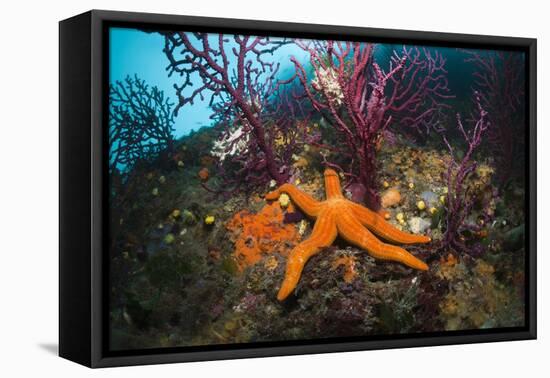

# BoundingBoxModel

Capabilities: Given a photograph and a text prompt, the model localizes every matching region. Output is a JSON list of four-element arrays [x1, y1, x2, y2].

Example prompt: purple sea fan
[[162, 32, 295, 190], [109, 74, 175, 175], [462, 49, 526, 186], [438, 91, 493, 256], [291, 41, 451, 210]]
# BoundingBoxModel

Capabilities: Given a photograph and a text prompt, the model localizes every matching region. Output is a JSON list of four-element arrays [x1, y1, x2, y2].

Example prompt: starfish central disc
[[265, 169, 430, 301]]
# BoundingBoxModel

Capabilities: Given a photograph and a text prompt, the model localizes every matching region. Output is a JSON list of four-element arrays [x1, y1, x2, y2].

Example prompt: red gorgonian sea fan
[[291, 41, 452, 210]]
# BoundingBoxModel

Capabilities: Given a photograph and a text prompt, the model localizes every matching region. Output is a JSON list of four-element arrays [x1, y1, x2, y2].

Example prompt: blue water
[[110, 27, 308, 138], [110, 27, 523, 139]]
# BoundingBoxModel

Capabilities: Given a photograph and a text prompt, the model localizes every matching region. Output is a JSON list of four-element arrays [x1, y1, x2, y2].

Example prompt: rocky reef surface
[[108, 126, 525, 350]]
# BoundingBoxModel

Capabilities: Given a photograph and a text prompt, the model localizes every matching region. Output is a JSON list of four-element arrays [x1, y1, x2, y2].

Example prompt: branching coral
[[162, 32, 294, 190], [264, 87, 315, 174], [292, 41, 451, 210], [109, 75, 175, 175], [438, 91, 492, 256]]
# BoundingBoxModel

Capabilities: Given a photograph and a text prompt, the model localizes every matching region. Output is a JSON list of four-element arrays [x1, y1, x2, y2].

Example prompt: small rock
[[163, 233, 175, 244], [182, 210, 197, 225], [408, 217, 431, 234], [346, 183, 367, 204], [381, 188, 401, 208], [279, 193, 290, 208], [298, 219, 308, 236], [292, 156, 309, 169], [420, 191, 439, 207], [198, 167, 209, 181]]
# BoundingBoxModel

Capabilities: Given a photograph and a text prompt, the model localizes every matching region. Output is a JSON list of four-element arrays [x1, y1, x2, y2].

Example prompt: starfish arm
[[349, 202, 431, 244], [265, 183, 321, 217], [277, 210, 337, 301], [336, 212, 429, 271], [324, 169, 344, 199]]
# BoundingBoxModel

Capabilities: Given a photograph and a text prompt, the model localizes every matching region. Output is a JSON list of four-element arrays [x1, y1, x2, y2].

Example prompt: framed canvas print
[[59, 10, 536, 368]]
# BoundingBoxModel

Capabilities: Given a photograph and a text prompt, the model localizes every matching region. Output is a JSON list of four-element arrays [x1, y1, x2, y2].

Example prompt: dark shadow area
[[38, 343, 58, 355]]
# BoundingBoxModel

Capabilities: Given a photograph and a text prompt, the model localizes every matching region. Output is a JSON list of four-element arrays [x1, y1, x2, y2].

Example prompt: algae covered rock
[[408, 217, 431, 234]]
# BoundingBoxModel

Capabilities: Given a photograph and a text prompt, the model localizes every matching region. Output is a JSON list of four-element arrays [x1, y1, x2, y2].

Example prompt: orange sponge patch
[[226, 202, 300, 270]]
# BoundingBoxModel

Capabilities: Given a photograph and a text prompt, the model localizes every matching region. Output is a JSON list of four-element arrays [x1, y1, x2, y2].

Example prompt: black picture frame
[[59, 9, 537, 368]]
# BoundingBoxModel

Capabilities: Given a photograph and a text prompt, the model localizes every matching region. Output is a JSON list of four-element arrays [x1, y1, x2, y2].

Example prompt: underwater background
[[108, 27, 526, 351]]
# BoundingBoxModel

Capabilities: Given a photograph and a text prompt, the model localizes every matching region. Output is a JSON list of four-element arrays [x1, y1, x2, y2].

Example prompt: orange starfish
[[266, 169, 430, 301]]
